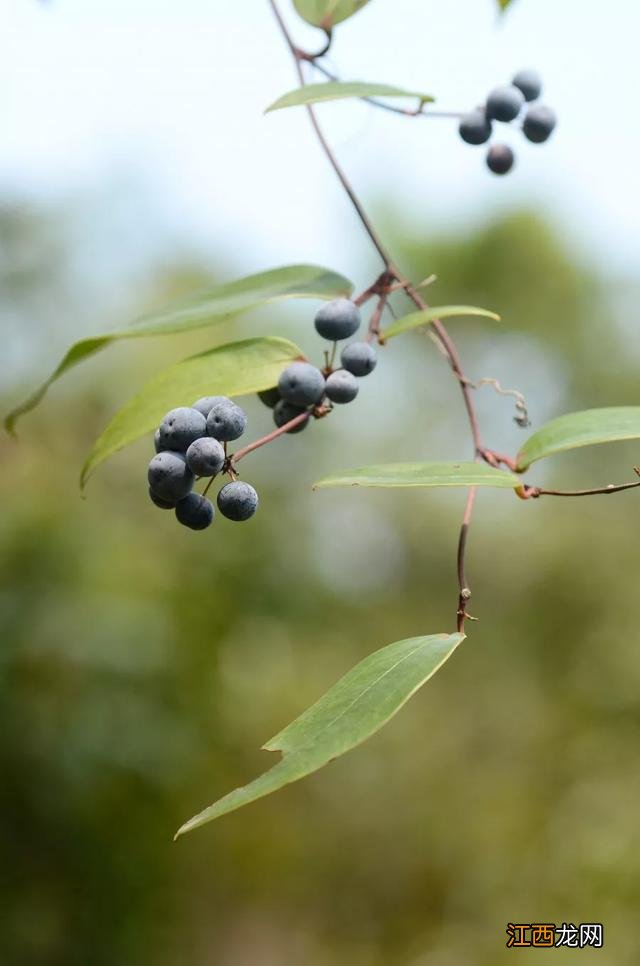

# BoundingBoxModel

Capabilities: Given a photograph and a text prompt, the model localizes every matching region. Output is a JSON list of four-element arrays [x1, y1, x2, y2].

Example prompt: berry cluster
[[259, 297, 377, 430], [458, 69, 556, 175], [148, 397, 258, 530], [146, 298, 377, 532]]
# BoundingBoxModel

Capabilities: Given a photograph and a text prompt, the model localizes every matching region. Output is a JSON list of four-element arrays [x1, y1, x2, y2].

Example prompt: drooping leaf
[[516, 407, 640, 472], [175, 632, 463, 835], [4, 264, 352, 434], [81, 337, 303, 487], [292, 0, 373, 28], [381, 305, 500, 342], [314, 460, 521, 490], [266, 81, 433, 113]]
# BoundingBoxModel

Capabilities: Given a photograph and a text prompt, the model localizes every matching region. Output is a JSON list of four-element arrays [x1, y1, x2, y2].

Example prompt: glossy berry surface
[[512, 69, 542, 102], [186, 437, 225, 477], [325, 369, 359, 404], [175, 493, 215, 530], [459, 110, 492, 145], [278, 362, 325, 407], [314, 298, 361, 341], [158, 407, 207, 452], [217, 481, 259, 522], [486, 143, 515, 175], [273, 400, 309, 433], [206, 398, 247, 441], [341, 342, 377, 377], [192, 396, 228, 418], [148, 451, 194, 502], [148, 486, 176, 509], [523, 105, 556, 143], [486, 85, 524, 122]]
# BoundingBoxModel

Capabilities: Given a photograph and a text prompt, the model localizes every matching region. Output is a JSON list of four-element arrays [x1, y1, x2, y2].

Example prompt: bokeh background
[[2, 1, 640, 964]]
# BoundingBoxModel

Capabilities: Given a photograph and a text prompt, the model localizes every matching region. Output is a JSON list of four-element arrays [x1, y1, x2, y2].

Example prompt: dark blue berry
[[341, 342, 377, 377], [148, 451, 194, 502], [206, 398, 247, 441], [486, 85, 524, 122], [459, 110, 492, 145], [148, 486, 176, 509], [325, 369, 359, 404], [158, 407, 207, 452], [192, 396, 228, 418], [278, 362, 325, 407], [186, 437, 225, 477], [217, 481, 259, 522], [512, 69, 542, 102], [486, 143, 515, 175], [273, 400, 309, 433], [314, 299, 361, 341], [523, 105, 556, 143], [175, 493, 214, 530]]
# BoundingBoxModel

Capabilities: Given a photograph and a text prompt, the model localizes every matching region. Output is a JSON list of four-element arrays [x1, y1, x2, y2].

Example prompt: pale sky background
[[2, 0, 639, 283]]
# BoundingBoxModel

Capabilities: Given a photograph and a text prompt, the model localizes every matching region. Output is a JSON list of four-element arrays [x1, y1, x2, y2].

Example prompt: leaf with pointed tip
[[266, 81, 433, 113], [175, 632, 463, 835], [80, 337, 302, 488], [516, 407, 640, 472], [381, 305, 500, 342], [4, 264, 352, 434], [292, 0, 372, 28], [314, 461, 521, 490]]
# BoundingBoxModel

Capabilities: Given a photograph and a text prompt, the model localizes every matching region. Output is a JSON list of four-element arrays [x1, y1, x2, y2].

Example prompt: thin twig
[[268, 0, 484, 628], [231, 410, 310, 463], [456, 487, 477, 632], [268, 0, 394, 268], [366, 295, 387, 344], [520, 474, 640, 500], [311, 61, 464, 119]]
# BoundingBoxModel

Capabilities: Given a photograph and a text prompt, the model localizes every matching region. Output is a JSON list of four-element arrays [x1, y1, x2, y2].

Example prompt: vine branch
[[268, 0, 486, 629]]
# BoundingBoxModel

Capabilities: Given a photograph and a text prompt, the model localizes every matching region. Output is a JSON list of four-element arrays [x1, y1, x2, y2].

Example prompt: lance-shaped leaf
[[314, 461, 521, 490], [293, 0, 373, 28], [516, 407, 640, 472], [4, 264, 352, 434], [381, 305, 500, 342], [266, 81, 433, 113], [175, 632, 463, 836], [80, 337, 302, 487]]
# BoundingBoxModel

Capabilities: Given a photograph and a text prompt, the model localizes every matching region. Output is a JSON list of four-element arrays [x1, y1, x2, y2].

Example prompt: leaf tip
[[4, 412, 18, 438], [173, 815, 199, 840]]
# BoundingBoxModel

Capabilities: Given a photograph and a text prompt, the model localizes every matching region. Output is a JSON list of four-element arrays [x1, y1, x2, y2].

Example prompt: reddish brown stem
[[231, 411, 310, 463], [311, 62, 463, 119], [267, 0, 395, 269], [521, 477, 640, 499], [456, 487, 477, 632], [268, 0, 487, 628], [366, 295, 388, 344]]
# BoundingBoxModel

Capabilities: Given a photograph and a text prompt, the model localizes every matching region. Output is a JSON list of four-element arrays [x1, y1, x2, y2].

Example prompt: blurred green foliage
[[1, 197, 639, 965]]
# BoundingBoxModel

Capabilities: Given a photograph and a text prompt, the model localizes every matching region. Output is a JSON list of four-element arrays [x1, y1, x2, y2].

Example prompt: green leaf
[[80, 337, 302, 488], [314, 460, 521, 489], [381, 305, 500, 342], [292, 0, 373, 28], [516, 407, 640, 472], [4, 264, 352, 434], [175, 632, 463, 835], [266, 81, 433, 113], [497, 0, 515, 10]]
